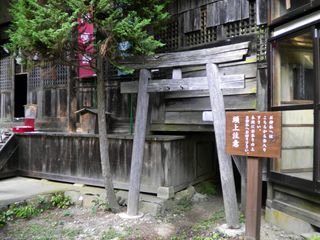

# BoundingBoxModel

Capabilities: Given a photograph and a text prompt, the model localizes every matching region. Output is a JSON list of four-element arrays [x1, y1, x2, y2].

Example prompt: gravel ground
[[0, 191, 309, 240]]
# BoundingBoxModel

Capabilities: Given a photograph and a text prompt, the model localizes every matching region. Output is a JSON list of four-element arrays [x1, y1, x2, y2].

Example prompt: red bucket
[[24, 118, 35, 128], [12, 126, 34, 133]]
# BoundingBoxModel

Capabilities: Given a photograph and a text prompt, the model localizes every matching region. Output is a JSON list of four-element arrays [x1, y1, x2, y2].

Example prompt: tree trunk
[[96, 53, 120, 213]]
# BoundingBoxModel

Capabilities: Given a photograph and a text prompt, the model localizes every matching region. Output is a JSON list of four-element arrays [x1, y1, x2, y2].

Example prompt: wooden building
[[266, 0, 320, 233], [1, 0, 267, 208]]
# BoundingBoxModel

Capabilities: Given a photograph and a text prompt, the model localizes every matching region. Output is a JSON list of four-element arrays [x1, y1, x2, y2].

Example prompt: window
[[270, 0, 311, 22], [272, 109, 314, 181], [272, 30, 314, 106], [270, 27, 320, 192]]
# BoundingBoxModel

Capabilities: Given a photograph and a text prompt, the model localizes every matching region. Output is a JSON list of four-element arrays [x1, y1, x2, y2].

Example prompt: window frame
[[268, 0, 320, 27], [268, 25, 320, 195]]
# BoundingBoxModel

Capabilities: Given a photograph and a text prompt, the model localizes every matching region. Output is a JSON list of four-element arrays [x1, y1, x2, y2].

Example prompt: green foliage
[[173, 196, 193, 215], [6, 0, 79, 60], [191, 232, 227, 240], [309, 235, 320, 240], [192, 210, 225, 232], [50, 192, 73, 209], [195, 181, 217, 196], [91, 197, 111, 214], [62, 210, 73, 217], [13, 205, 42, 219], [61, 227, 83, 238], [239, 213, 245, 224], [0, 211, 11, 227], [101, 228, 122, 240], [0, 192, 74, 228], [6, 0, 171, 65]]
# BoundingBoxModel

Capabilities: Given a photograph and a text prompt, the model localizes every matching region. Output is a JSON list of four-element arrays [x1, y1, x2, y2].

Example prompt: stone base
[[265, 207, 314, 235], [157, 186, 174, 200], [216, 224, 245, 238], [118, 212, 144, 219]]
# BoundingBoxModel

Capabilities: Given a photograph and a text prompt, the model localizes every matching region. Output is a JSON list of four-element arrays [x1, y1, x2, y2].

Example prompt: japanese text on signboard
[[226, 112, 281, 158]]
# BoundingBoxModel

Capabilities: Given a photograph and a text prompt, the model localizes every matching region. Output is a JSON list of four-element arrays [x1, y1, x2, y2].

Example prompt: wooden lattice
[[185, 7, 217, 47], [157, 18, 179, 51], [56, 64, 69, 85], [256, 25, 268, 63], [0, 57, 13, 90], [157, 0, 265, 63], [223, 1, 256, 38], [43, 61, 69, 87], [29, 61, 69, 89], [29, 66, 41, 89]]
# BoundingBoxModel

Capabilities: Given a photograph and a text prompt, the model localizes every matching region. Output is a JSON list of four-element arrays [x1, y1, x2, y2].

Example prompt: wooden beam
[[119, 42, 250, 69], [165, 78, 257, 98], [127, 69, 151, 216], [206, 63, 239, 228], [121, 75, 245, 93]]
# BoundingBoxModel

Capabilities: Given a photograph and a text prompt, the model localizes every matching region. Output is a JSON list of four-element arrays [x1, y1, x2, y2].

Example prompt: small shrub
[[195, 181, 217, 196], [14, 205, 41, 218], [174, 196, 193, 214], [0, 212, 7, 227], [63, 210, 72, 217], [36, 195, 52, 211], [50, 192, 73, 209], [239, 213, 245, 224], [91, 198, 111, 214]]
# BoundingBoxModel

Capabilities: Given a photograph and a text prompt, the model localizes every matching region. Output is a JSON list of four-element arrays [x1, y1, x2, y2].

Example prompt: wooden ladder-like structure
[[120, 42, 250, 227], [0, 132, 18, 172]]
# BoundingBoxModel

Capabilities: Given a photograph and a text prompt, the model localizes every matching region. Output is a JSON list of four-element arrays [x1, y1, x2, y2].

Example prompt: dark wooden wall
[[0, 56, 13, 122], [7, 133, 216, 193], [0, 0, 268, 134], [27, 63, 69, 130]]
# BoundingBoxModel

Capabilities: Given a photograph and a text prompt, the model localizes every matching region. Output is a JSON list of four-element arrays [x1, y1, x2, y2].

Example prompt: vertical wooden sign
[[226, 111, 281, 240]]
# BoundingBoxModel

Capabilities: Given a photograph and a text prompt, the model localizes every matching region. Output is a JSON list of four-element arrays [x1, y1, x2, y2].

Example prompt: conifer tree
[[6, 0, 170, 212]]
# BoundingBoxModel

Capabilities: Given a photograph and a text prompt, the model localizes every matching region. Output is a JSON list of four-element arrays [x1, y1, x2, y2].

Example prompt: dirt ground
[[0, 191, 306, 240]]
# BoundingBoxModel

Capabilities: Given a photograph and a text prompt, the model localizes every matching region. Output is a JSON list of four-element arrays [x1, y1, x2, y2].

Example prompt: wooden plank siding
[[12, 133, 216, 193]]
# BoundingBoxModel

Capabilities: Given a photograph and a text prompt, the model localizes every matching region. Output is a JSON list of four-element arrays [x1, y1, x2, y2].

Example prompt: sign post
[[226, 112, 281, 240]]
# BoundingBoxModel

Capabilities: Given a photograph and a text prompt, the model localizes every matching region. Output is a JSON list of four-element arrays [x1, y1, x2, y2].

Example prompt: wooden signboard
[[226, 112, 281, 158], [226, 111, 281, 240]]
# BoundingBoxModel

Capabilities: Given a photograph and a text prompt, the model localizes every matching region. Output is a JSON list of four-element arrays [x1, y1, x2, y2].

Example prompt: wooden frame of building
[[266, 0, 320, 233]]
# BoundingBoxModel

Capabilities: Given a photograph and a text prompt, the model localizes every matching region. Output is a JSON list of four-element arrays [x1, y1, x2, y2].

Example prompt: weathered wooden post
[[127, 69, 151, 216], [226, 112, 281, 240], [206, 63, 240, 228]]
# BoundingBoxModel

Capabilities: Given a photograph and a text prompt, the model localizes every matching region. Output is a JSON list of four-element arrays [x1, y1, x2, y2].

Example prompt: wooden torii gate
[[120, 42, 250, 228]]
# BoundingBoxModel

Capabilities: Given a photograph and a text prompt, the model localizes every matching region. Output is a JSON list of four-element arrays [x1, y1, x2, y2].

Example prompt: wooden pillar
[[245, 157, 263, 240], [127, 69, 151, 216], [67, 66, 77, 132], [206, 63, 240, 228]]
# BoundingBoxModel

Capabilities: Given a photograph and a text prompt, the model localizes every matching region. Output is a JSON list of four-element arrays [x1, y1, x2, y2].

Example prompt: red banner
[[78, 14, 95, 78]]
